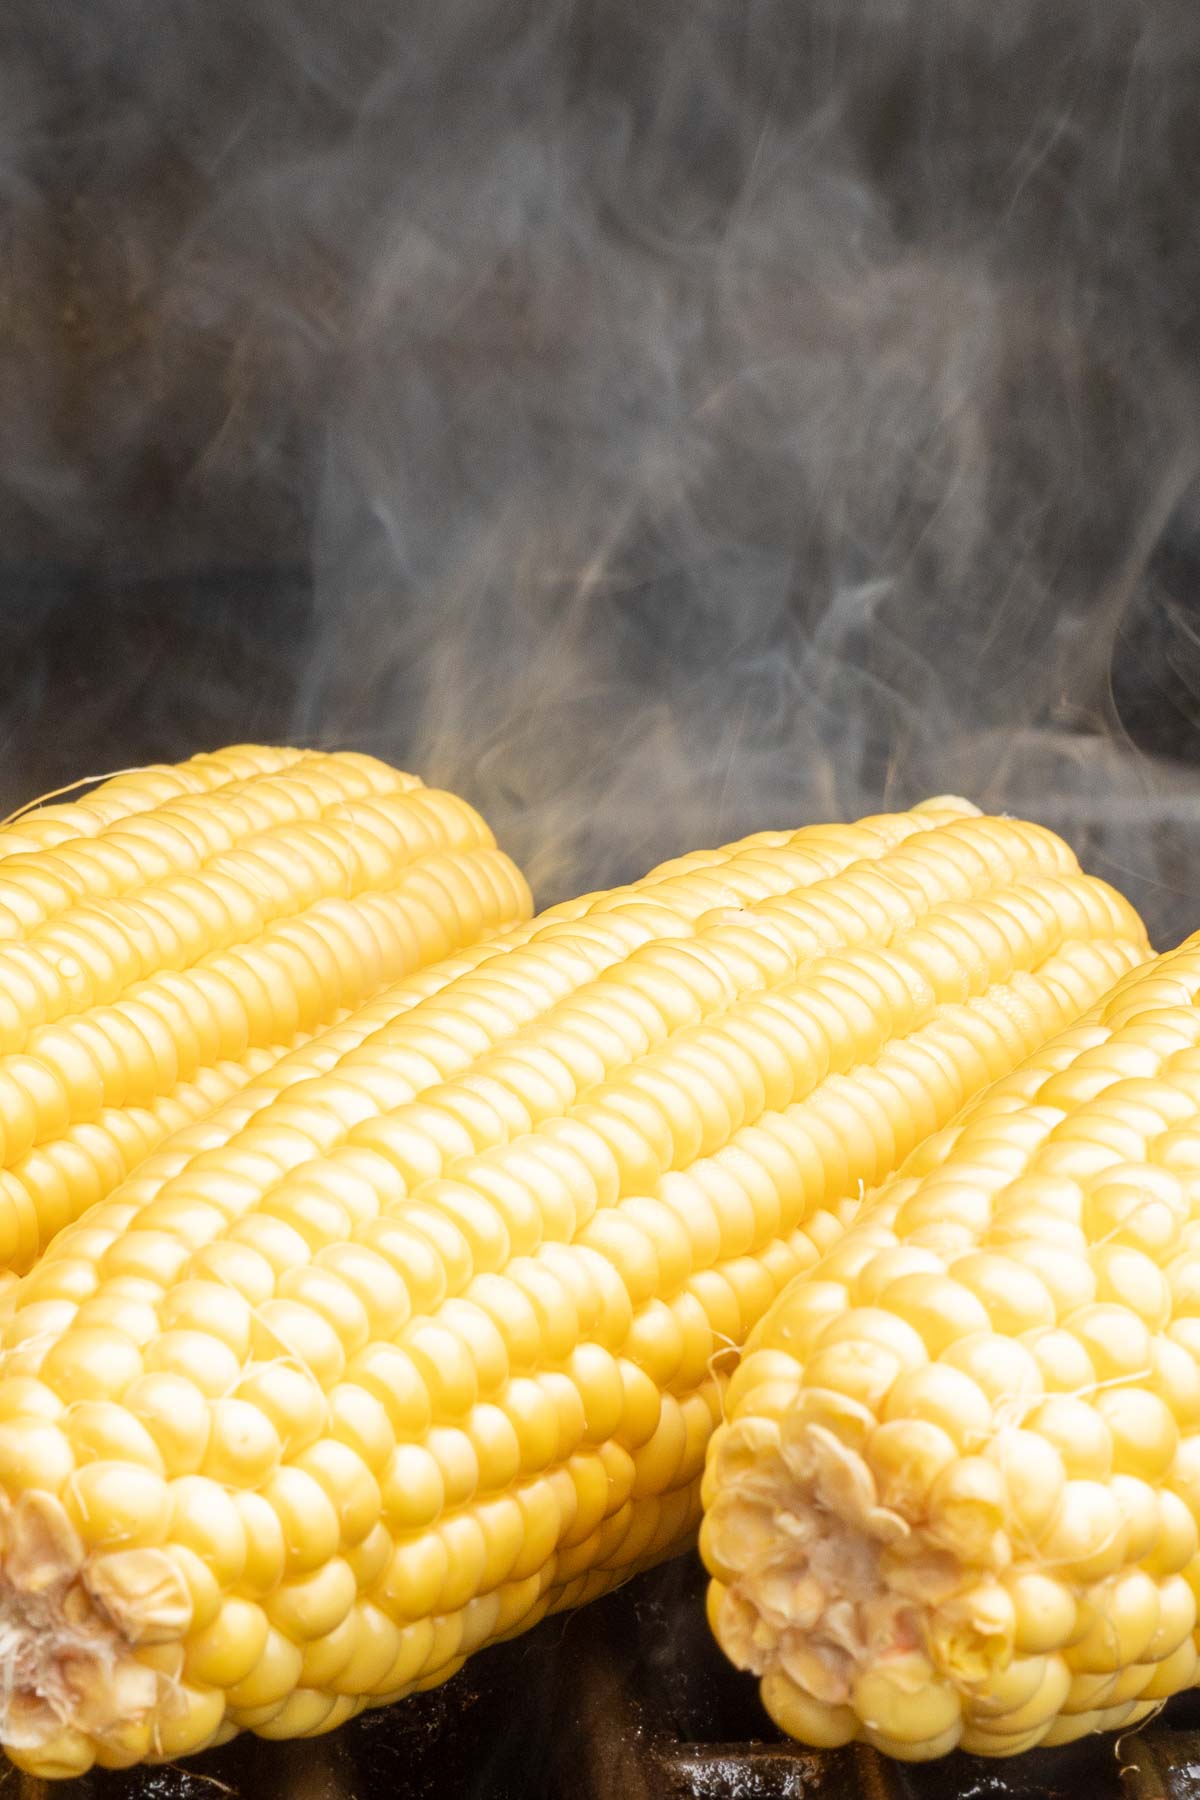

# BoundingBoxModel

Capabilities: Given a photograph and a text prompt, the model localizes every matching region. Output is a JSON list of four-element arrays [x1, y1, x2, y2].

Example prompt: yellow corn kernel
[[0, 799, 1150, 1774]]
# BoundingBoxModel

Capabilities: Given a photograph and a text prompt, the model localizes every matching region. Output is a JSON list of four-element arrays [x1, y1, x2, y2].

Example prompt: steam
[[5, 0, 1200, 941]]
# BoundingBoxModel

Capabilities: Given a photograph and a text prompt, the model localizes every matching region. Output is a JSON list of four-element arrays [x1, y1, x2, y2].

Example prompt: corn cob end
[[0, 1489, 192, 1776], [704, 1395, 1009, 1756]]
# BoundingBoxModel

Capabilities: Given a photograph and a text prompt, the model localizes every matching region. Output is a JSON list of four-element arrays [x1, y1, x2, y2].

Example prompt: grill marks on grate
[[0, 746, 532, 1268]]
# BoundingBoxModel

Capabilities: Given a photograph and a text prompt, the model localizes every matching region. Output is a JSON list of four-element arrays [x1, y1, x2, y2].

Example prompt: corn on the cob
[[0, 797, 1147, 1775], [0, 745, 530, 1272], [700, 931, 1200, 1762]]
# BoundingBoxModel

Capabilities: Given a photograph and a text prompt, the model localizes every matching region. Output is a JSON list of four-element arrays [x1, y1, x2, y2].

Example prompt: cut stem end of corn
[[0, 1489, 190, 1775]]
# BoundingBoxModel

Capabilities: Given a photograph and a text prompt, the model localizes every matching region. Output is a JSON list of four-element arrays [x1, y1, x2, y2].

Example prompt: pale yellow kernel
[[380, 1444, 445, 1532], [1145, 1572, 1196, 1661], [464, 1403, 522, 1490], [4, 1725, 96, 1780], [724, 1349, 803, 1419], [853, 1246, 944, 1305], [1093, 1386, 1179, 1480], [124, 1372, 210, 1476], [977, 1650, 1072, 1735], [820, 1303, 935, 1368], [233, 1490, 288, 1594], [253, 1688, 338, 1739], [184, 1596, 271, 1688], [253, 1299, 347, 1389], [1140, 1635, 1198, 1700], [66, 1460, 170, 1549], [1142, 1488, 1199, 1576], [65, 1401, 165, 1473], [865, 1419, 958, 1517], [329, 1612, 402, 1692], [1023, 1327, 1096, 1394], [41, 1327, 143, 1404], [970, 1652, 1049, 1720], [1066, 1303, 1152, 1382], [292, 1438, 380, 1545], [378, 1531, 450, 1621], [261, 1466, 340, 1572], [509, 1474, 571, 1581], [760, 1668, 858, 1747], [1022, 1396, 1112, 1480], [851, 1652, 962, 1744], [72, 1294, 161, 1346], [276, 1265, 372, 1357], [949, 1253, 1056, 1335], [863, 1719, 966, 1761], [1069, 1568, 1160, 1672], [754, 1280, 849, 1360], [1039, 1480, 1128, 1581], [1008, 1571, 1077, 1654], [957, 1722, 1050, 1757], [802, 1340, 903, 1415], [1084, 1186, 1178, 1262], [92, 1717, 157, 1771], [399, 1319, 479, 1417], [190, 1240, 276, 1307], [1064, 1668, 1143, 1713], [265, 1556, 357, 1641], [926, 1457, 1009, 1564], [327, 1382, 394, 1472], [632, 1397, 688, 1497], [1149, 1337, 1200, 1429], [928, 1580, 1015, 1687], [882, 1364, 991, 1448], [201, 1399, 283, 1487], [169, 1477, 248, 1584], [224, 1625, 305, 1709], [473, 1494, 527, 1591], [616, 1359, 663, 1450], [0, 1377, 64, 1423], [233, 1363, 328, 1458], [298, 1613, 359, 1689], [160, 1280, 254, 1358], [1014, 1245, 1101, 1317], [985, 1429, 1066, 1543], [166, 1543, 223, 1633], [940, 1332, 1042, 1410], [345, 1520, 392, 1590], [101, 1230, 190, 1289], [144, 1329, 240, 1398], [1089, 1243, 1171, 1330], [148, 1681, 227, 1761]]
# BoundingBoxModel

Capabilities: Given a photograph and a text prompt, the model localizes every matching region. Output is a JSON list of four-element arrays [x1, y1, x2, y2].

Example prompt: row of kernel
[[0, 805, 514, 1055], [0, 750, 410, 938], [0, 848, 523, 1172], [0, 747, 309, 863]]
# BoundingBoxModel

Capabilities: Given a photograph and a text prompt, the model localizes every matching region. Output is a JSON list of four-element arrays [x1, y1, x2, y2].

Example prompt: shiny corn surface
[[0, 798, 1148, 1774], [703, 932, 1200, 1761], [0, 745, 530, 1269]]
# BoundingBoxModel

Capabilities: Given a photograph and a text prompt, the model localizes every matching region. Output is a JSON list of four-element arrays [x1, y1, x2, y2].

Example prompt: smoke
[[3, 0, 1200, 940]]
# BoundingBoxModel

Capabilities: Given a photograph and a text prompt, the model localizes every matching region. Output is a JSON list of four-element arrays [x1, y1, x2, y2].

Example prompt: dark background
[[3, 0, 1200, 941]]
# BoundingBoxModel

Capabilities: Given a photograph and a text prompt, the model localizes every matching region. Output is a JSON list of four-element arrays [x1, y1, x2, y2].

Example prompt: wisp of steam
[[2, 0, 1200, 945]]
